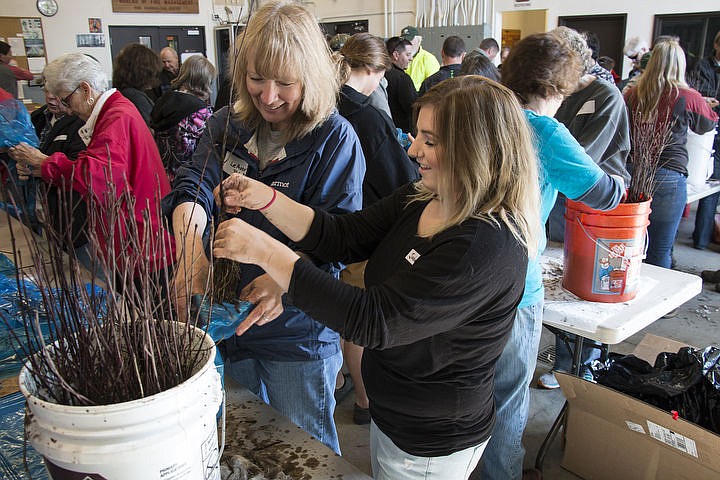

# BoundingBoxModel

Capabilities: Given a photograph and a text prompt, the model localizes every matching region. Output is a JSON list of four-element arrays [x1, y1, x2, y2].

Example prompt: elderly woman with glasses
[[8, 52, 174, 277]]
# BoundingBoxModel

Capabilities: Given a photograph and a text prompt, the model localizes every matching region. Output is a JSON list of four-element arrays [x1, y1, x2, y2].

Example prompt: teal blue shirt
[[520, 110, 609, 308]]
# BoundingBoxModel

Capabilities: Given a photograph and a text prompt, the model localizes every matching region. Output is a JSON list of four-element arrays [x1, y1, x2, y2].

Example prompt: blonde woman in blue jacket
[[164, 1, 365, 454]]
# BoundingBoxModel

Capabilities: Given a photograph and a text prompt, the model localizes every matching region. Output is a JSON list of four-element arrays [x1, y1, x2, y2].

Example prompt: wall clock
[[37, 0, 58, 17]]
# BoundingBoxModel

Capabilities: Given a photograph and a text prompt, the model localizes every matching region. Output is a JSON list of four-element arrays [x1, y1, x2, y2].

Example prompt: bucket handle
[[575, 215, 649, 261], [219, 388, 226, 459], [217, 382, 226, 472]]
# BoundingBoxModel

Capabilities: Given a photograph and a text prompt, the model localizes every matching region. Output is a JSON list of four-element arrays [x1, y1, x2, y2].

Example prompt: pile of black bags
[[593, 346, 720, 434]]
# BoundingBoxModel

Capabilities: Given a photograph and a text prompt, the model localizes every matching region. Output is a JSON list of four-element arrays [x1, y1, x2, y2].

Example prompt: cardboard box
[[556, 334, 720, 480]]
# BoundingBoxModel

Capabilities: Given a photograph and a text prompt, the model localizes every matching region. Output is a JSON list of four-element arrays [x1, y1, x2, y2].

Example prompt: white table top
[[687, 179, 720, 204], [542, 246, 702, 345]]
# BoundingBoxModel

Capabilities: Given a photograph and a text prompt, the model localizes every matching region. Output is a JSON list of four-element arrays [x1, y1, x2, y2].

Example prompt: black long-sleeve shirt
[[338, 84, 419, 206], [288, 185, 528, 456], [385, 65, 417, 134]]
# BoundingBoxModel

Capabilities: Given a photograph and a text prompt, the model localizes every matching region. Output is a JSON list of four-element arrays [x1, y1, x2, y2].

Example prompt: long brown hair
[[337, 33, 391, 84], [632, 39, 687, 121], [412, 76, 540, 256]]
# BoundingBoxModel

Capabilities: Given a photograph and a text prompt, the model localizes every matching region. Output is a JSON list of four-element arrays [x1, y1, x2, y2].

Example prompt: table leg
[[535, 331, 599, 473], [571, 336, 584, 375], [599, 343, 609, 362], [534, 401, 568, 471]]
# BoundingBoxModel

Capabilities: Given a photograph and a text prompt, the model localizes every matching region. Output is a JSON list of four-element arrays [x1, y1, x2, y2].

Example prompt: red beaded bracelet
[[258, 187, 277, 211]]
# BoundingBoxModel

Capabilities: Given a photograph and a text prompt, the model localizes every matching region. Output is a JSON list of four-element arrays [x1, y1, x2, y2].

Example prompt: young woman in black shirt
[[212, 76, 541, 480]]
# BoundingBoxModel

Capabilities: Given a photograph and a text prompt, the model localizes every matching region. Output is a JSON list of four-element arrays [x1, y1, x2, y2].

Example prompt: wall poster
[[20, 18, 44, 57], [111, 0, 199, 14]]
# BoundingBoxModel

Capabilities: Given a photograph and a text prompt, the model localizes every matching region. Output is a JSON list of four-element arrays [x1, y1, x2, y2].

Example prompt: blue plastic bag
[[190, 295, 255, 386], [0, 98, 39, 149], [396, 127, 411, 151]]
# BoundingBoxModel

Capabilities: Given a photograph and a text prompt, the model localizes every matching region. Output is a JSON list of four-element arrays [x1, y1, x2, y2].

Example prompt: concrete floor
[[333, 206, 720, 479]]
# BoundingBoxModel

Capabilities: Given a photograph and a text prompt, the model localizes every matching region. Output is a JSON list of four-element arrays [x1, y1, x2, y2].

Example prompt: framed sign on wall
[[111, 0, 199, 14]]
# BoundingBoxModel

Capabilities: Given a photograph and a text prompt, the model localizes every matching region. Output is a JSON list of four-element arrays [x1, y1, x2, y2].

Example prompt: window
[[654, 12, 720, 65]]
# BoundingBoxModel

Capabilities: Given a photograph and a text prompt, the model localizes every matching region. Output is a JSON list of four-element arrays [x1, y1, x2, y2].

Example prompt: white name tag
[[576, 100, 596, 115], [52, 134, 68, 141], [223, 151, 249, 176], [405, 249, 421, 265]]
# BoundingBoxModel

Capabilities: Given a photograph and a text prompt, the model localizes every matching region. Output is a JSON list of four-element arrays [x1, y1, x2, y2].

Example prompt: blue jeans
[[553, 333, 600, 373], [480, 301, 544, 480], [693, 151, 720, 249], [225, 352, 343, 454], [370, 421, 488, 480], [645, 167, 687, 268]]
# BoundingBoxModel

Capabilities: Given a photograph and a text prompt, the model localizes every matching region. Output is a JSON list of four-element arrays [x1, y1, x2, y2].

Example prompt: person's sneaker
[[537, 371, 560, 389], [353, 403, 371, 425], [662, 308, 678, 319], [580, 367, 595, 383], [701, 270, 720, 283]]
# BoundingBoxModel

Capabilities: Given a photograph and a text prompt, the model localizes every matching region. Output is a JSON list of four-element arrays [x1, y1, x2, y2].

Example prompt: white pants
[[370, 421, 489, 480]]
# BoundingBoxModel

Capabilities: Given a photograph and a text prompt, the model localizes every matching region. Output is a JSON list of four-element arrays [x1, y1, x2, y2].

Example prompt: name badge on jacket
[[223, 151, 249, 176], [576, 100, 596, 115]]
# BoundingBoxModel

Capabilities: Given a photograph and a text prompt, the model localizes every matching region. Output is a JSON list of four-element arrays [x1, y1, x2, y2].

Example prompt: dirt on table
[[221, 404, 343, 480]]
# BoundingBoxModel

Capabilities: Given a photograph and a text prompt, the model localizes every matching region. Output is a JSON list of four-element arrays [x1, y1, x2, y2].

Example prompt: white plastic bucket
[[19, 328, 223, 480], [686, 127, 716, 188]]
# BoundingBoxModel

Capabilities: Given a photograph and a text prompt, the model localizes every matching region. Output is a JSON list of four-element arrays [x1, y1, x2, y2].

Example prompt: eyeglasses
[[60, 84, 81, 108]]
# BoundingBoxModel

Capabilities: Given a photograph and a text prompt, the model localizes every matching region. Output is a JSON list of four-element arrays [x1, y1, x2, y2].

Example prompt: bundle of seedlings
[[2, 170, 213, 407], [626, 109, 675, 204]]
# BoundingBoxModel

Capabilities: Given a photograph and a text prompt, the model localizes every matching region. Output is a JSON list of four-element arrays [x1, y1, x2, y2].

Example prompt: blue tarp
[[0, 392, 47, 479]]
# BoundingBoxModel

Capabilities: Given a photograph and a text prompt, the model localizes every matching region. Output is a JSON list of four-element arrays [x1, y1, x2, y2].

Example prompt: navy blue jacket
[[163, 107, 365, 360]]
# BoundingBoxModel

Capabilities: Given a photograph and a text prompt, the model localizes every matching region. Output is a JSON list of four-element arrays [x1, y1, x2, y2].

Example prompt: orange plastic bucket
[[562, 198, 651, 303]]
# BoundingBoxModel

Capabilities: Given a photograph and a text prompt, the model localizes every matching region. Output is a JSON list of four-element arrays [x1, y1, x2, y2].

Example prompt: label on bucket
[[200, 422, 221, 480], [592, 239, 642, 296], [45, 459, 108, 479]]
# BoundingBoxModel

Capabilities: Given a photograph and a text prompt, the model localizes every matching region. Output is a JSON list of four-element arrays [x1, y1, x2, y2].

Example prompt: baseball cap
[[401, 26, 418, 41], [329, 33, 350, 52]]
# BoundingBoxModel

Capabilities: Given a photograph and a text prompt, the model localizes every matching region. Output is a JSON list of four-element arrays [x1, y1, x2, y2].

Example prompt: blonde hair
[[412, 76, 541, 257], [633, 39, 687, 121], [232, 0, 339, 141]]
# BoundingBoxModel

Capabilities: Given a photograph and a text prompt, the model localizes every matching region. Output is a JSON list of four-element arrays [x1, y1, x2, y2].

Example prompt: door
[[109, 26, 206, 61], [558, 14, 627, 75], [654, 11, 720, 67]]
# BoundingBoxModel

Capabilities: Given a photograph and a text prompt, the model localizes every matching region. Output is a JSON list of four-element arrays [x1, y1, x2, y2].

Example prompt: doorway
[[501, 9, 547, 49], [558, 14, 627, 76], [108, 26, 206, 62]]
